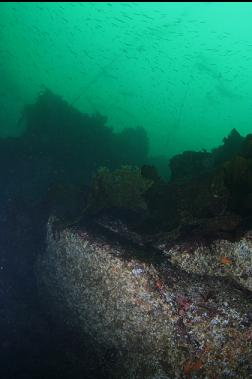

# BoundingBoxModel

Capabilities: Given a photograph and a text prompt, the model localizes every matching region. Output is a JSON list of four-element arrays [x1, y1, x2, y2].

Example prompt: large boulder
[[37, 218, 252, 378]]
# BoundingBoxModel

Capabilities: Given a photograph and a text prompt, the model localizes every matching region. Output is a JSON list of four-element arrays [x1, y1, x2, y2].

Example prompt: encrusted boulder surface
[[37, 218, 252, 379], [155, 232, 252, 292]]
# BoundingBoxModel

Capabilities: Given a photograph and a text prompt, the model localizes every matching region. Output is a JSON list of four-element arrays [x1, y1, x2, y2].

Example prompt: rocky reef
[[35, 121, 252, 378], [37, 217, 252, 379], [1, 88, 252, 378]]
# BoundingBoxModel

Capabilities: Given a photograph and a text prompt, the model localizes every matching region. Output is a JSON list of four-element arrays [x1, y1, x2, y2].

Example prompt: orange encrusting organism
[[183, 359, 204, 375], [220, 256, 232, 265]]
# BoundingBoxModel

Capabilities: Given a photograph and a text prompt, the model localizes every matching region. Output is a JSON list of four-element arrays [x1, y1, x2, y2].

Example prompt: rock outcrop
[[155, 233, 252, 293], [37, 217, 252, 379]]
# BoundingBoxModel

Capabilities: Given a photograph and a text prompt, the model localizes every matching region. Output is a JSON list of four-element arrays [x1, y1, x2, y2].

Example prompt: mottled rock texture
[[37, 218, 252, 379]]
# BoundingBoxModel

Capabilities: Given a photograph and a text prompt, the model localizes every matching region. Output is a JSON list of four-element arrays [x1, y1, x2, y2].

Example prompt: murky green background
[[1, 2, 252, 157]]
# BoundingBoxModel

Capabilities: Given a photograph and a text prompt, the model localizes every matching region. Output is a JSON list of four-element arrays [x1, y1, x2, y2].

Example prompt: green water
[[1, 2, 252, 157]]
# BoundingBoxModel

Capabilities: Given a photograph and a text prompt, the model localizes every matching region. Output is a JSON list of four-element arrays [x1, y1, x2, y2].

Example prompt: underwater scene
[[1, 2, 252, 378]]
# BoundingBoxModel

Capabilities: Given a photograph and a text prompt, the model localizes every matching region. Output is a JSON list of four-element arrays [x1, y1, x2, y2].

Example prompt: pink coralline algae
[[176, 294, 192, 316]]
